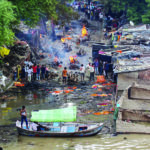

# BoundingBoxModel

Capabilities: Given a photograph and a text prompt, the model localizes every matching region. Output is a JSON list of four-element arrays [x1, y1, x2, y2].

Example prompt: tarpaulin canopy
[[30, 106, 77, 122]]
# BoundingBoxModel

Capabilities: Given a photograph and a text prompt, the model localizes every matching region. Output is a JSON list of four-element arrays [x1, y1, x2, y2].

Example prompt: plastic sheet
[[31, 106, 77, 122]]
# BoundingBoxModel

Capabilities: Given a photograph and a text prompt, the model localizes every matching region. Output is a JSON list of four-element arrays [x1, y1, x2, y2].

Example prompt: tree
[[0, 0, 77, 47], [0, 0, 16, 46], [102, 0, 147, 24], [142, 0, 150, 24], [9, 0, 77, 27]]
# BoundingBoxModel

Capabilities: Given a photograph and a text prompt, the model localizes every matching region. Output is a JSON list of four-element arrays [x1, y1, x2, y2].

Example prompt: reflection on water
[[0, 90, 54, 125], [3, 134, 150, 150]]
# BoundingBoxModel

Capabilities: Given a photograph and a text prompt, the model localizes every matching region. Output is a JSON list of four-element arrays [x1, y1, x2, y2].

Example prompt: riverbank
[[0, 10, 115, 149]]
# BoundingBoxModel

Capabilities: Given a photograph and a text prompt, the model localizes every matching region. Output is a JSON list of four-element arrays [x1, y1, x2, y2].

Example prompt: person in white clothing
[[0, 76, 7, 87], [27, 66, 33, 82], [31, 122, 39, 131], [31, 122, 49, 131], [25, 64, 29, 81], [28, 61, 33, 67], [89, 64, 95, 81], [99, 12, 103, 22], [80, 64, 85, 81]]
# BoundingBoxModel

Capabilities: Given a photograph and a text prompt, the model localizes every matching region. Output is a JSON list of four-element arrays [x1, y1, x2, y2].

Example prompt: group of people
[[13, 60, 50, 82], [75, 1, 104, 22], [84, 6, 104, 21], [84, 59, 111, 81], [93, 59, 111, 78], [62, 58, 112, 84]]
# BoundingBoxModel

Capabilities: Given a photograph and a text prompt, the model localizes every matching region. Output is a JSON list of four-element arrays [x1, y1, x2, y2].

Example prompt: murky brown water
[[2, 134, 150, 150]]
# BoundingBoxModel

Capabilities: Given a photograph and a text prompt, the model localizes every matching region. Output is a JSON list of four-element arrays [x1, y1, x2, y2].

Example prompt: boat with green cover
[[16, 106, 103, 137]]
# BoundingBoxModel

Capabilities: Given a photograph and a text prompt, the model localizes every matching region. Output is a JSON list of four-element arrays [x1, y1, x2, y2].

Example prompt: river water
[[2, 134, 150, 150], [1, 84, 150, 150]]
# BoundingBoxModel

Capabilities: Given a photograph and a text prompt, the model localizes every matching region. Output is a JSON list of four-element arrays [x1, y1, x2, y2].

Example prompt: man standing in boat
[[20, 106, 28, 129]]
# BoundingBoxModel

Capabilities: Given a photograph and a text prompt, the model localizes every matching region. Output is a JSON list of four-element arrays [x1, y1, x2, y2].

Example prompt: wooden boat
[[16, 121, 103, 137], [16, 106, 103, 137]]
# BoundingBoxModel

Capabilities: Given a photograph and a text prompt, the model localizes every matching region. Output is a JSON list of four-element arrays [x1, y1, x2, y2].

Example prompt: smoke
[[39, 19, 91, 68], [16, 17, 91, 68]]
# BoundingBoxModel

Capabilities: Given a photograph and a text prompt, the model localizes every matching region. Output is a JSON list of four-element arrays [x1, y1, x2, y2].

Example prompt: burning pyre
[[69, 56, 80, 70], [82, 25, 88, 37], [69, 56, 78, 64]]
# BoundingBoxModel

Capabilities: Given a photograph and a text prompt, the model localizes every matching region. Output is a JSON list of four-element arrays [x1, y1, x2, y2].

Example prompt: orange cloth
[[54, 91, 62, 93], [62, 70, 67, 77], [91, 94, 98, 97], [14, 82, 24, 87], [116, 50, 122, 53], [93, 111, 112, 115], [97, 75, 106, 83], [64, 90, 74, 93]]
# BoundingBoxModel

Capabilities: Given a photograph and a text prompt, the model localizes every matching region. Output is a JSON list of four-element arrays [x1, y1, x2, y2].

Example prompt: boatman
[[20, 106, 28, 129]]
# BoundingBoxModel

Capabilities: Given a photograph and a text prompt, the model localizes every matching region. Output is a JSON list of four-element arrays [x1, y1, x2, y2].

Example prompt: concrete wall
[[116, 120, 150, 134], [117, 70, 150, 91], [117, 72, 139, 91]]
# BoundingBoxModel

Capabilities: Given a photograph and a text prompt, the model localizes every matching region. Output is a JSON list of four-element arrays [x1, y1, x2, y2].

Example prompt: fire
[[69, 56, 78, 64], [61, 38, 65, 43], [69, 56, 75, 64], [82, 25, 88, 37]]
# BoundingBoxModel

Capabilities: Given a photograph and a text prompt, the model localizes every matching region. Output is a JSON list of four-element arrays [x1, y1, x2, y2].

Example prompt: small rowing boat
[[16, 106, 103, 137]]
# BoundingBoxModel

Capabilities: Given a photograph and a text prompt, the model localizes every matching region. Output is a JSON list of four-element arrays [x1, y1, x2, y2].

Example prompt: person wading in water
[[20, 106, 28, 129]]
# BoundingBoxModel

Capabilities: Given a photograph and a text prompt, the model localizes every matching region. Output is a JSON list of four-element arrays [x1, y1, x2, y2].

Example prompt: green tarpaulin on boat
[[30, 106, 77, 122]]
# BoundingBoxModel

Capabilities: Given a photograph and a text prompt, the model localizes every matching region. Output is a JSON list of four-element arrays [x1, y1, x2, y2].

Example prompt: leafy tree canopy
[[0, 0, 76, 46], [0, 0, 16, 46], [9, 0, 77, 27], [101, 0, 148, 24]]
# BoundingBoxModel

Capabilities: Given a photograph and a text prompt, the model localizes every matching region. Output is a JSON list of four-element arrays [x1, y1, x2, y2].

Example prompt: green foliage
[[142, 0, 150, 24], [102, 0, 148, 24], [0, 0, 16, 46], [10, 0, 77, 27], [0, 59, 4, 65], [0, 0, 76, 47]]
